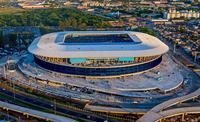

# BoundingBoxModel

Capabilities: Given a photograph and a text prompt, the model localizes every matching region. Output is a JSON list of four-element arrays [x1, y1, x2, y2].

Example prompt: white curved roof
[[28, 31, 169, 58]]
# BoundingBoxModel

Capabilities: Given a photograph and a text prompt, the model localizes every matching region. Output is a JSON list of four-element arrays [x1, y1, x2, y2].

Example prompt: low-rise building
[[18, 1, 50, 9], [164, 8, 200, 19]]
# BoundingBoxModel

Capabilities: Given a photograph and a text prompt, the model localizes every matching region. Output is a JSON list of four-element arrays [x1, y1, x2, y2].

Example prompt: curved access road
[[137, 88, 200, 122], [139, 107, 200, 122]]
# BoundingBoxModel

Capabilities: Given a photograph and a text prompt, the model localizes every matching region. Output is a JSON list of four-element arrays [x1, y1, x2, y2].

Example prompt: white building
[[164, 8, 200, 19]]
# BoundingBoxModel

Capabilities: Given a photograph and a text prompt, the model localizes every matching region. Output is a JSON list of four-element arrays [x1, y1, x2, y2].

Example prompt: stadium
[[28, 31, 169, 78]]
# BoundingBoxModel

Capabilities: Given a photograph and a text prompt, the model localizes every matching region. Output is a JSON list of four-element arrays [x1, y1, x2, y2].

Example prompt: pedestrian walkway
[[84, 104, 147, 114]]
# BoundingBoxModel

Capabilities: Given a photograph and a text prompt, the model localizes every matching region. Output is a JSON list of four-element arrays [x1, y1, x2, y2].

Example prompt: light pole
[[7, 58, 16, 100], [3, 64, 6, 79], [6, 110, 9, 121], [13, 77, 15, 100], [194, 51, 198, 62], [173, 42, 176, 53], [173, 39, 179, 53], [54, 99, 57, 114]]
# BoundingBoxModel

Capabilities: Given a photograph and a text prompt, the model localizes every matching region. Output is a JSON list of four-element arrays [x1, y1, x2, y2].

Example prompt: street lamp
[[193, 51, 199, 62], [54, 98, 57, 114], [6, 58, 16, 100], [173, 39, 179, 53], [3, 64, 6, 79]]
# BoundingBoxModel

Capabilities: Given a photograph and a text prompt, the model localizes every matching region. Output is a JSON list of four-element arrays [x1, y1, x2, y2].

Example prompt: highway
[[0, 86, 113, 122], [0, 101, 77, 122]]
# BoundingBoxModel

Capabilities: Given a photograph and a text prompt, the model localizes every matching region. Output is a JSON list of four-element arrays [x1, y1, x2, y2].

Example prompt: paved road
[[137, 88, 200, 122], [0, 101, 77, 122], [138, 107, 200, 122], [0, 87, 110, 122]]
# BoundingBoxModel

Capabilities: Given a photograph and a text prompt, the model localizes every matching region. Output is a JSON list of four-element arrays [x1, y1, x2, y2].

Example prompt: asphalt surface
[[0, 87, 114, 122]]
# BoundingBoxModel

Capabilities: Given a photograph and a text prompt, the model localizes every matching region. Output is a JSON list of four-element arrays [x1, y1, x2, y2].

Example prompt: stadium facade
[[28, 31, 169, 78]]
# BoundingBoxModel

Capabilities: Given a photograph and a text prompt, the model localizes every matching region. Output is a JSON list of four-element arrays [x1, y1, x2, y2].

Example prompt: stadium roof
[[28, 31, 169, 58]]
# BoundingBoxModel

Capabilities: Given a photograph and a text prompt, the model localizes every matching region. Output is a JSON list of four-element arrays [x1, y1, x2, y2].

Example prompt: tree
[[178, 26, 187, 33], [0, 8, 111, 28], [10, 18, 19, 26], [0, 31, 3, 47], [78, 23, 87, 30], [8, 33, 17, 48], [48, 12, 60, 26], [135, 27, 155, 36]]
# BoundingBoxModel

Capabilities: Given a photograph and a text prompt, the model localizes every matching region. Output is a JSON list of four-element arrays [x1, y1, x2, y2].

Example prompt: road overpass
[[138, 107, 200, 122], [137, 88, 200, 122]]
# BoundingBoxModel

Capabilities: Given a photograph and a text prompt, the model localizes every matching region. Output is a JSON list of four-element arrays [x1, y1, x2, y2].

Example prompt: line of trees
[[0, 8, 111, 29], [0, 31, 3, 47], [134, 27, 155, 36]]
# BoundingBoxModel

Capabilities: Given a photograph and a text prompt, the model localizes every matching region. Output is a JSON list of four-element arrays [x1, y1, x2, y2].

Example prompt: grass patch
[[0, 8, 25, 15]]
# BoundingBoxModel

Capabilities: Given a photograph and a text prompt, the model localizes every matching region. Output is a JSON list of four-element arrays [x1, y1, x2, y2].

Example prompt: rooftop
[[63, 34, 138, 44], [28, 31, 169, 58]]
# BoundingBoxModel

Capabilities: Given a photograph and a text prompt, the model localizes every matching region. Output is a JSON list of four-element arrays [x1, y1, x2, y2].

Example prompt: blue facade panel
[[69, 58, 86, 63], [118, 57, 133, 62], [34, 56, 162, 77]]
